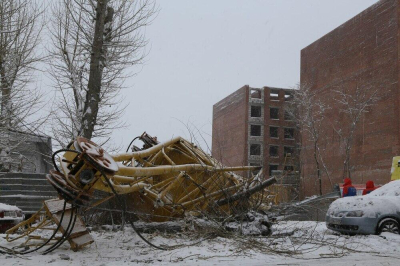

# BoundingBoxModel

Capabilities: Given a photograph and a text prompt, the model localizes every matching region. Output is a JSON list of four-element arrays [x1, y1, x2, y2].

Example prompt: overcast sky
[[104, 0, 378, 151]]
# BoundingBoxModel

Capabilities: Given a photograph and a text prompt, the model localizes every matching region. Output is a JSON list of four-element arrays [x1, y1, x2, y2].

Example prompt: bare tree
[[0, 0, 45, 171], [287, 84, 331, 195], [333, 86, 379, 179], [48, 0, 157, 147], [0, 0, 43, 129]]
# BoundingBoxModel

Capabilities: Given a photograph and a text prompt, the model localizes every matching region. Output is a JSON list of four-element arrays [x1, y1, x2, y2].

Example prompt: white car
[[326, 180, 400, 235], [0, 203, 24, 233]]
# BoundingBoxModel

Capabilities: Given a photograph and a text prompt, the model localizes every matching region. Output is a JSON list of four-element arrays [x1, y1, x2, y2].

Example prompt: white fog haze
[[35, 0, 378, 150], [105, 0, 378, 151]]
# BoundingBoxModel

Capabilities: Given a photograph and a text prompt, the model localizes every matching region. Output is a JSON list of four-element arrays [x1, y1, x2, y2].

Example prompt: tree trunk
[[343, 121, 357, 179], [314, 142, 322, 196], [80, 0, 108, 139], [0, 58, 11, 127]]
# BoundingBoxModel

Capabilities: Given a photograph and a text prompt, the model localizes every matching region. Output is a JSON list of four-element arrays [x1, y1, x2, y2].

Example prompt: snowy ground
[[1, 221, 400, 265]]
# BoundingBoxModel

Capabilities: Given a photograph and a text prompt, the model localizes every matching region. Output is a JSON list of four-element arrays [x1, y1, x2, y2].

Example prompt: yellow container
[[391, 156, 400, 181]]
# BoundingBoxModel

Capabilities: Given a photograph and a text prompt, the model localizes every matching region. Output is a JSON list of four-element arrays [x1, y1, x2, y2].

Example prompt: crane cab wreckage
[[5, 132, 277, 252]]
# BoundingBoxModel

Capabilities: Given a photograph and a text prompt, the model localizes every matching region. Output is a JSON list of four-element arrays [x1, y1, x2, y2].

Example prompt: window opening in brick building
[[251, 105, 262, 117], [270, 107, 279, 120], [284, 110, 292, 121], [270, 89, 279, 101], [250, 144, 261, 156], [250, 89, 261, 99], [269, 164, 279, 176], [269, 145, 279, 157], [284, 146, 294, 157], [284, 128, 294, 139], [284, 165, 294, 171], [250, 125, 262, 136], [270, 126, 278, 138], [284, 92, 293, 101]]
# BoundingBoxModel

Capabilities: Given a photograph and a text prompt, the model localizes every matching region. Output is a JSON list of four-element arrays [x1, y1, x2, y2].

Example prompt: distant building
[[0, 129, 56, 214], [300, 0, 398, 197], [0, 129, 53, 173], [212, 85, 298, 179]]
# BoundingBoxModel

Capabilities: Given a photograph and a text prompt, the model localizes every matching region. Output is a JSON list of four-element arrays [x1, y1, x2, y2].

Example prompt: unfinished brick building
[[212, 85, 297, 179], [301, 0, 399, 196]]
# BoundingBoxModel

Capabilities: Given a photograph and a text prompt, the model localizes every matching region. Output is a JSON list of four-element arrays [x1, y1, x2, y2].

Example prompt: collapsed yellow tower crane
[[5, 132, 276, 252]]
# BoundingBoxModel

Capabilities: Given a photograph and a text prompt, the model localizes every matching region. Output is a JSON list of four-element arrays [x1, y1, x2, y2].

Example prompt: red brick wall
[[300, 0, 400, 197], [212, 86, 248, 168]]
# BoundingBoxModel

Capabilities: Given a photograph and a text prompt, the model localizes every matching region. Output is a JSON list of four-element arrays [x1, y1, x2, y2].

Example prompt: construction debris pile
[[3, 133, 277, 253]]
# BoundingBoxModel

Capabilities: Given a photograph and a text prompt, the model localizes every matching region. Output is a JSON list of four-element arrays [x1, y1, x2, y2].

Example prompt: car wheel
[[378, 218, 400, 234]]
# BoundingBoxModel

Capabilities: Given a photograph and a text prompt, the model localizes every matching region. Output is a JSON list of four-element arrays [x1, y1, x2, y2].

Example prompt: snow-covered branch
[[48, 0, 157, 147]]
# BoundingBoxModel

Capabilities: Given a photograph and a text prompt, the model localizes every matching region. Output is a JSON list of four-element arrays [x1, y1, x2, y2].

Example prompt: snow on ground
[[1, 221, 400, 265], [0, 203, 21, 212]]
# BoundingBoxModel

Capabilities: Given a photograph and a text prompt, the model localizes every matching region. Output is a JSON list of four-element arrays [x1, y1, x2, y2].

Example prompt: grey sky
[[108, 0, 378, 151]]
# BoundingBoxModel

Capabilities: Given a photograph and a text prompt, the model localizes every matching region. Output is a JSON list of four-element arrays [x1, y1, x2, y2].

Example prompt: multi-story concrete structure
[[212, 85, 298, 178], [301, 0, 399, 196]]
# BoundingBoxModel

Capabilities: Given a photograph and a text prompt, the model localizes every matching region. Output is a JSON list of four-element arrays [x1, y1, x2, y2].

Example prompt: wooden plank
[[69, 233, 94, 251], [44, 199, 72, 213], [43, 199, 94, 251], [53, 211, 87, 235]]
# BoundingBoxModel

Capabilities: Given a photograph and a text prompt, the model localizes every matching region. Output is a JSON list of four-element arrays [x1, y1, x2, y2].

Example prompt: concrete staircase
[[0, 172, 58, 214]]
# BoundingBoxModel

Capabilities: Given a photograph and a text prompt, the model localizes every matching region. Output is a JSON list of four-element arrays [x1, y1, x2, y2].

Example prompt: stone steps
[[0, 177, 50, 186], [0, 184, 56, 192], [0, 190, 56, 196], [0, 173, 51, 179], [0, 196, 54, 214], [0, 172, 58, 214]]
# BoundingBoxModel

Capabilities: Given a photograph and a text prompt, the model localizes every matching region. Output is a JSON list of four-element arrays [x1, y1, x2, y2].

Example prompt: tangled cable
[[1, 147, 169, 256]]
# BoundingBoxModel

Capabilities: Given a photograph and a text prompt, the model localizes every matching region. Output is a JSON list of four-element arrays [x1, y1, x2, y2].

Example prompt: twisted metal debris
[[4, 132, 276, 253]]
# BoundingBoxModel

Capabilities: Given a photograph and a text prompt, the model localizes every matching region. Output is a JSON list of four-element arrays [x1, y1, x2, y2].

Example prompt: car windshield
[[368, 180, 400, 197]]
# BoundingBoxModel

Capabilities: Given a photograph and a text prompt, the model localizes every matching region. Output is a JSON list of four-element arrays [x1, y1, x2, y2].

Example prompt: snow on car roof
[[0, 203, 21, 211], [368, 180, 400, 197]]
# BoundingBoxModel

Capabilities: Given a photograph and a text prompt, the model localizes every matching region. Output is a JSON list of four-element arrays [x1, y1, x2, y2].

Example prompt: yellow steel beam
[[112, 137, 182, 162], [116, 164, 260, 177]]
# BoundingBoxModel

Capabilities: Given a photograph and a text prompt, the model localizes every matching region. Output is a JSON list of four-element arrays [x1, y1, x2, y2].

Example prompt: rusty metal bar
[[181, 183, 244, 208], [216, 176, 277, 206]]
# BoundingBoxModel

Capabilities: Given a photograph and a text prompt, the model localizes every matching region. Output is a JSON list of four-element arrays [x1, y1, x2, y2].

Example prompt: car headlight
[[346, 210, 364, 217]]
